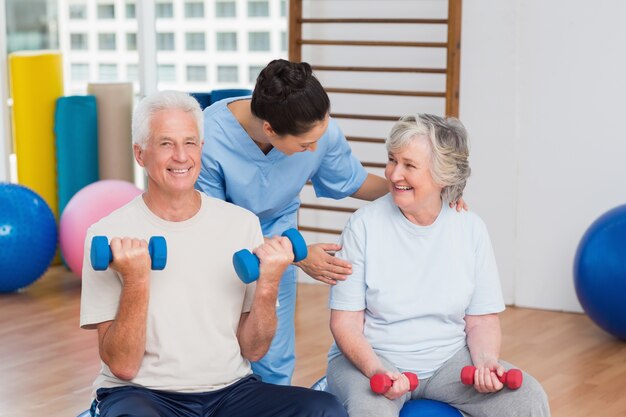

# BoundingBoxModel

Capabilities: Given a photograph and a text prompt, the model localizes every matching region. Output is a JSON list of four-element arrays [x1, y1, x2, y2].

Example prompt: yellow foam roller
[[9, 50, 64, 218]]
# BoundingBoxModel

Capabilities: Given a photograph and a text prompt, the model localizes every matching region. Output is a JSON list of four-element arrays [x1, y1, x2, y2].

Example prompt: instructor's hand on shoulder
[[109, 237, 151, 287]]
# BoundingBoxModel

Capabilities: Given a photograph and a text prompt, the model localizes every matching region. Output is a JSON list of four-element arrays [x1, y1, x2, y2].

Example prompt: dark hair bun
[[251, 59, 330, 135], [257, 60, 312, 102]]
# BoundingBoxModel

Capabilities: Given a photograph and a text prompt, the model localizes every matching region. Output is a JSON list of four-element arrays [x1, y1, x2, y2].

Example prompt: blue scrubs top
[[196, 97, 368, 271]]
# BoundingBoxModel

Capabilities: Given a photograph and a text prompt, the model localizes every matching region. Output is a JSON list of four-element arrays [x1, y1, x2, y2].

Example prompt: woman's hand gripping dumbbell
[[460, 365, 523, 390], [232, 228, 308, 283], [370, 372, 419, 396], [90, 236, 168, 271]]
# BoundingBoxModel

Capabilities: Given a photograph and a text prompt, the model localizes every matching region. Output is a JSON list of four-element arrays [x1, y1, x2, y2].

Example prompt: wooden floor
[[1, 267, 625, 417]]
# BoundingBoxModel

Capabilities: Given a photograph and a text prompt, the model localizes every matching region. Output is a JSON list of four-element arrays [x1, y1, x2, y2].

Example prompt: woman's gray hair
[[386, 114, 471, 203], [132, 90, 204, 149]]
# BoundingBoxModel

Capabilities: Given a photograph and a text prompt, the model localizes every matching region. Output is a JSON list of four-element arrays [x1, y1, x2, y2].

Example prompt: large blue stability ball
[[311, 377, 462, 417], [574, 204, 626, 340], [400, 399, 463, 417], [0, 183, 58, 292]]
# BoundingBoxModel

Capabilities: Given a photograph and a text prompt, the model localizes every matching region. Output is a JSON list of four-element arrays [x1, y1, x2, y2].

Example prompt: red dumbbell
[[370, 372, 419, 394], [460, 365, 523, 390]]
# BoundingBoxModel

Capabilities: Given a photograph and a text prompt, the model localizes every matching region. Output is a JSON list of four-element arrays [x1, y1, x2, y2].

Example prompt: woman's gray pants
[[327, 347, 550, 417]]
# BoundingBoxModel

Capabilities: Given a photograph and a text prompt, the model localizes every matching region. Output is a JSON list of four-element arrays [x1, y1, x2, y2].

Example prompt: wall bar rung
[[300, 18, 448, 24], [313, 65, 446, 74], [331, 113, 400, 121], [299, 226, 342, 235], [300, 204, 357, 213], [300, 40, 447, 48], [362, 162, 387, 169], [346, 136, 385, 144], [326, 87, 445, 98]]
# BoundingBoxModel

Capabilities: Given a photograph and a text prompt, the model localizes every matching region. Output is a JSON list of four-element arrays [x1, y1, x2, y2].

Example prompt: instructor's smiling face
[[134, 109, 203, 195]]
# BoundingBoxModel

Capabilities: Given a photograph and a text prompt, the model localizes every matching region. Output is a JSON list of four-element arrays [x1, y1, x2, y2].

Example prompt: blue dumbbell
[[90, 236, 168, 271], [232, 228, 308, 283]]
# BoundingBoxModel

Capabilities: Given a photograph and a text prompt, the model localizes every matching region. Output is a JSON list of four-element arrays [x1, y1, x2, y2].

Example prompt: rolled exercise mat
[[54, 95, 99, 215], [87, 82, 134, 182], [9, 50, 64, 217]]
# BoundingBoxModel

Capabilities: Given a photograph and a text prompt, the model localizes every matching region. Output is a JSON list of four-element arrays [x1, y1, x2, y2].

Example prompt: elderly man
[[80, 91, 346, 417]]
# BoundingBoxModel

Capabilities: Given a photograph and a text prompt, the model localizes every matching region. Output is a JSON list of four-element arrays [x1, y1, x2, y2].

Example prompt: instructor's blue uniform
[[196, 96, 367, 385]]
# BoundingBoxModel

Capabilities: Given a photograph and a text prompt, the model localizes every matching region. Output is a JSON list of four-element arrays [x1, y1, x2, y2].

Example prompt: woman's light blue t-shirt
[[329, 195, 505, 379]]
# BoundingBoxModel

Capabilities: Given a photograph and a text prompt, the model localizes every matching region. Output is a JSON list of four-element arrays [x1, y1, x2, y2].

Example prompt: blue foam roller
[[90, 236, 167, 271], [54, 95, 99, 215], [210, 88, 252, 104], [190, 92, 212, 110], [232, 228, 308, 283]]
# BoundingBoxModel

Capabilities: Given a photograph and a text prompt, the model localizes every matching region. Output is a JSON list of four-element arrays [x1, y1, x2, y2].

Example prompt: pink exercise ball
[[59, 180, 142, 278]]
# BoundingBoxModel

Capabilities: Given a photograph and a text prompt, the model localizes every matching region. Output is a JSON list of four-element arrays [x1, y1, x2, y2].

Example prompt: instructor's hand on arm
[[296, 243, 352, 285]]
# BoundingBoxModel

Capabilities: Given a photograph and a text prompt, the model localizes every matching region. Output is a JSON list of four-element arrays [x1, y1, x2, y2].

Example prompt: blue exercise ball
[[574, 204, 626, 340], [0, 183, 58, 292], [400, 399, 462, 417]]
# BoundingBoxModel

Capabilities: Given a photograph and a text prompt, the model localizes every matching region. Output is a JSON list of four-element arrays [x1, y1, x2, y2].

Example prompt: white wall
[[460, 1, 518, 305], [462, 0, 626, 312], [298, 0, 626, 313]]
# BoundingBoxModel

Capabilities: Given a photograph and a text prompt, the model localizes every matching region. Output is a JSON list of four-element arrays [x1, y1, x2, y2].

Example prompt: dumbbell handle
[[91, 236, 167, 271], [232, 228, 308, 284], [370, 372, 419, 394], [460, 366, 523, 390]]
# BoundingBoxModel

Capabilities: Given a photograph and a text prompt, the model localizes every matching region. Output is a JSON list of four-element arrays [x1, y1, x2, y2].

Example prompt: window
[[156, 1, 174, 18], [216, 32, 237, 51], [157, 33, 175, 51], [248, 32, 270, 51], [69, 4, 87, 19], [216, 1, 236, 18], [97, 4, 115, 19], [187, 65, 207, 82], [218, 65, 239, 83], [99, 64, 118, 81], [126, 33, 137, 51], [127, 64, 138, 81], [281, 31, 287, 52], [158, 64, 177, 82], [248, 0, 269, 17], [185, 32, 205, 51], [185, 1, 204, 18], [280, 0, 286, 17], [125, 3, 136, 19], [71, 63, 89, 80], [98, 33, 116, 50], [249, 65, 264, 83], [70, 33, 88, 50]]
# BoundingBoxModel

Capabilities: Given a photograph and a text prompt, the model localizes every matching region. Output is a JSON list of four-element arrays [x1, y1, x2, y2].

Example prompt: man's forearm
[[238, 284, 279, 361], [99, 282, 149, 380]]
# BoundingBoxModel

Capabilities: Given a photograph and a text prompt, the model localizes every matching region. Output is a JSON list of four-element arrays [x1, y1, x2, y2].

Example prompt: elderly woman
[[326, 114, 550, 417]]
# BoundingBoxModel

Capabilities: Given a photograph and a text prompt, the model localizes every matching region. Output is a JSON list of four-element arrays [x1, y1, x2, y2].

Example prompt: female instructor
[[196, 59, 461, 385]]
